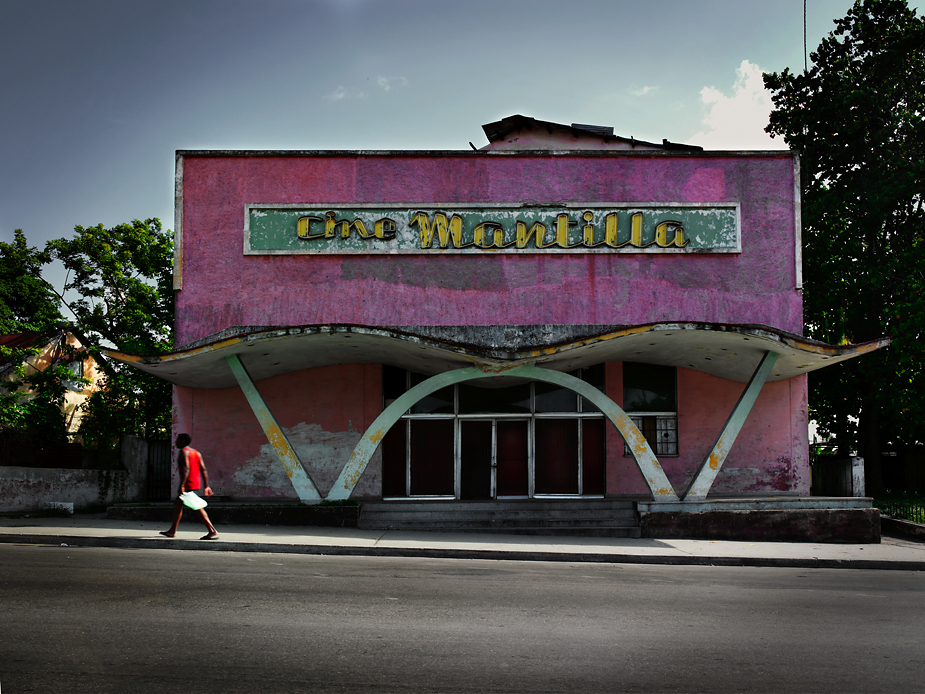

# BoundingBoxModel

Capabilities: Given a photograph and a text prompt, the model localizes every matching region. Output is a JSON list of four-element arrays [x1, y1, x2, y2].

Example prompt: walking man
[[160, 433, 219, 540]]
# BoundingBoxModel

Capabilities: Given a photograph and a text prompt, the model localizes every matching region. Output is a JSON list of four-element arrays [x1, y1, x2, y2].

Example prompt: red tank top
[[184, 448, 203, 490]]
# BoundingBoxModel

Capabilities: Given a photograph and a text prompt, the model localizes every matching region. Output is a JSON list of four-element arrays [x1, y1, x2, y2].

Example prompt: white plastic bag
[[179, 491, 208, 510]]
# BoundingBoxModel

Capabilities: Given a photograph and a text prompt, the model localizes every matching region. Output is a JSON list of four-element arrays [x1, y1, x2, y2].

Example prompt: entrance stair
[[359, 499, 640, 538]]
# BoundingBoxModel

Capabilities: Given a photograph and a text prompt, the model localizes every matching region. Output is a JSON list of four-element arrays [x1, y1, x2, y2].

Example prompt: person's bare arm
[[177, 448, 191, 495], [200, 455, 213, 497]]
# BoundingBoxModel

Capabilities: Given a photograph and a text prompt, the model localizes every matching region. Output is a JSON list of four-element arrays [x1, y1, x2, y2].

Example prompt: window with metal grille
[[626, 415, 678, 456], [623, 362, 678, 457]]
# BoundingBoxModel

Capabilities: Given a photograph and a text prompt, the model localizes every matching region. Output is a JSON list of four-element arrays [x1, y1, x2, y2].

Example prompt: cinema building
[[107, 116, 887, 540]]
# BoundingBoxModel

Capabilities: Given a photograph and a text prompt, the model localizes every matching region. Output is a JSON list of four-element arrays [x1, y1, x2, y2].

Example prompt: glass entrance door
[[460, 420, 491, 499], [381, 366, 605, 500], [496, 420, 529, 497], [460, 419, 529, 499]]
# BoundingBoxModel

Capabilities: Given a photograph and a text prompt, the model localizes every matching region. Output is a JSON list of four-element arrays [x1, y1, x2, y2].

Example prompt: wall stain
[[235, 422, 380, 498]]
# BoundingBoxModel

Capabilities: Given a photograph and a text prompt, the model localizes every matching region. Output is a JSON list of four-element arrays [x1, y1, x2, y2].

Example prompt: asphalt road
[[1, 544, 923, 693]]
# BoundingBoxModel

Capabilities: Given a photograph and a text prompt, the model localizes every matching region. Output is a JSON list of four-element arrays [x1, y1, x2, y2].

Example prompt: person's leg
[[197, 509, 218, 539], [160, 499, 184, 537]]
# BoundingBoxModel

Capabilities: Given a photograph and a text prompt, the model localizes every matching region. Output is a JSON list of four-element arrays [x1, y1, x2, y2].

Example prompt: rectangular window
[[627, 415, 678, 457], [381, 366, 606, 499], [64, 359, 84, 391], [535, 419, 579, 494], [623, 362, 678, 457], [409, 419, 454, 495]]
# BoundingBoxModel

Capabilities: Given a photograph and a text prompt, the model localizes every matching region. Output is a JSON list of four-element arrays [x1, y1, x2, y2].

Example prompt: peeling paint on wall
[[0, 466, 143, 513], [176, 155, 801, 346], [234, 422, 373, 497]]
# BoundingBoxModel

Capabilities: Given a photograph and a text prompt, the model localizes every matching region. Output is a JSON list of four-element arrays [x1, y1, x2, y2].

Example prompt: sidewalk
[[1, 513, 924, 570]]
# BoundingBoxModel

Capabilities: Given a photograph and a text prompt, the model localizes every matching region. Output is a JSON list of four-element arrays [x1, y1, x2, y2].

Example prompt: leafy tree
[[46, 218, 174, 445], [0, 349, 80, 452], [0, 231, 71, 459], [0, 219, 173, 459], [0, 230, 64, 333], [47, 218, 173, 354], [764, 0, 925, 493]]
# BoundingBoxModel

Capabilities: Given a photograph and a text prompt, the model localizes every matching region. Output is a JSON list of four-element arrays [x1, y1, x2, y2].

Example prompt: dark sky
[[3, 0, 915, 272]]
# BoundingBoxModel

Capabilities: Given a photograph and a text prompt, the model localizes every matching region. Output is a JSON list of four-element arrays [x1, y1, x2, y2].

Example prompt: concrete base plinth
[[640, 508, 881, 543]]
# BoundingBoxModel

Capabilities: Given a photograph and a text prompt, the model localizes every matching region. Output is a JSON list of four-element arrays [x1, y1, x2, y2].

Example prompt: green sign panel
[[244, 203, 740, 255]]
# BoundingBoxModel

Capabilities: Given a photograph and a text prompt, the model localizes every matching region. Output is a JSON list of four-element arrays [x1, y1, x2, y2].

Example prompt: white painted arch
[[327, 364, 679, 502]]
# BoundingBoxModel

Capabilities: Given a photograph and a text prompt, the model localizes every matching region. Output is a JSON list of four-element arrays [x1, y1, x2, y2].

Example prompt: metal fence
[[146, 439, 172, 501], [875, 498, 925, 524]]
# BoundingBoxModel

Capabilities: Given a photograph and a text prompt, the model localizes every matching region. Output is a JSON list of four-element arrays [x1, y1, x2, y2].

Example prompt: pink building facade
[[110, 117, 885, 523]]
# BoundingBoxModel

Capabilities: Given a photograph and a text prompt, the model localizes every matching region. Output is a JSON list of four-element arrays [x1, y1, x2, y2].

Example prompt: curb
[[881, 516, 925, 543], [3, 533, 924, 571]]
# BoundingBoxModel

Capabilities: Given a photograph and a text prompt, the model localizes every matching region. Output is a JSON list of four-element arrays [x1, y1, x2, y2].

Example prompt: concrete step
[[358, 500, 640, 537], [361, 500, 635, 512], [361, 516, 639, 528], [358, 500, 636, 509], [359, 523, 642, 538], [361, 506, 638, 519]]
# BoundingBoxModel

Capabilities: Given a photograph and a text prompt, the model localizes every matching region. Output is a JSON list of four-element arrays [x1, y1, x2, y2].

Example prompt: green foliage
[[0, 231, 68, 457], [0, 339, 84, 462], [46, 218, 175, 445], [875, 491, 925, 524], [0, 230, 64, 333], [0, 218, 174, 459], [78, 368, 172, 449], [764, 0, 925, 493], [47, 218, 173, 354]]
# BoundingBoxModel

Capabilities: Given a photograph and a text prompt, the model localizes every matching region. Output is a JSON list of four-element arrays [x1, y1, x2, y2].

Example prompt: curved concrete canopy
[[102, 323, 890, 390]]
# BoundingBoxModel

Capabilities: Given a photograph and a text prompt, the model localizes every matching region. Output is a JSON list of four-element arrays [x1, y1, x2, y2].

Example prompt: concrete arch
[[327, 364, 678, 501]]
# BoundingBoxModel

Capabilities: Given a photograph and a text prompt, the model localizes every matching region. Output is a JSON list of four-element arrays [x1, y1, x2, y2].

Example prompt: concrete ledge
[[0, 466, 141, 513], [638, 497, 873, 512], [640, 508, 880, 543], [881, 516, 925, 543], [107, 503, 359, 527]]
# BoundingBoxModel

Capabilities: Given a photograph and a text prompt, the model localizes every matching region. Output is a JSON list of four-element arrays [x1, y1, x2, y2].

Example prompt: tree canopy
[[47, 218, 173, 355], [0, 230, 64, 334], [0, 219, 174, 454], [764, 0, 925, 493], [48, 218, 175, 445]]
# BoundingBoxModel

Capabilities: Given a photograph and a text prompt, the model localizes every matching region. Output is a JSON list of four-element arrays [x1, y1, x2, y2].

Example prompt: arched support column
[[226, 354, 322, 503], [327, 364, 678, 502], [683, 351, 779, 501]]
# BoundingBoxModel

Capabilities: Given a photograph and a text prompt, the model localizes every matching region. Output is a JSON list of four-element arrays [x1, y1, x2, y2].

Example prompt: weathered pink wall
[[171, 364, 382, 500], [176, 153, 800, 346], [174, 359, 806, 501], [605, 362, 809, 497], [175, 152, 807, 499]]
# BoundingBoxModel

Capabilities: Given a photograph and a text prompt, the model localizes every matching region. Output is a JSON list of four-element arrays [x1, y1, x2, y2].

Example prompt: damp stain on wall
[[234, 422, 381, 498]]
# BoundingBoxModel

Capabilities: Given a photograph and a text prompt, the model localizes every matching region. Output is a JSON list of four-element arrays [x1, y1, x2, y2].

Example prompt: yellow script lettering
[[654, 220, 688, 248], [296, 215, 324, 240], [516, 221, 549, 248], [555, 214, 580, 248], [411, 211, 468, 248]]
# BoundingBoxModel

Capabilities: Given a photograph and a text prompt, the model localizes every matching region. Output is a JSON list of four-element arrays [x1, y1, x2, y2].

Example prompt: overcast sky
[[3, 0, 921, 265]]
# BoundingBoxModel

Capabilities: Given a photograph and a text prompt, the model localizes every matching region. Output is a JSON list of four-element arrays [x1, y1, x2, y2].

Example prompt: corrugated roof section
[[0, 331, 50, 350], [571, 123, 614, 137]]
